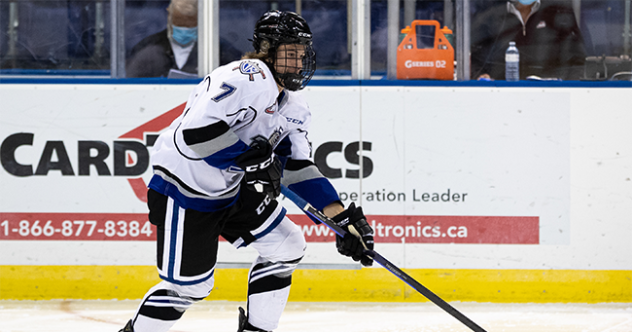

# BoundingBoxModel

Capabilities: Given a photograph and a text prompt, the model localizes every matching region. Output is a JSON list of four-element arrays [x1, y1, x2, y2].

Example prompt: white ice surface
[[1, 300, 631, 332]]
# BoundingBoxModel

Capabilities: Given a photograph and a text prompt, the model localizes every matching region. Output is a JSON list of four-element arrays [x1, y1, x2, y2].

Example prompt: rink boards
[[0, 84, 631, 302]]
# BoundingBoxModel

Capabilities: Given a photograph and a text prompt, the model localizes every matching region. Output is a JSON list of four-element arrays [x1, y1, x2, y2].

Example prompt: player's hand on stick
[[332, 203, 374, 266], [235, 139, 282, 198]]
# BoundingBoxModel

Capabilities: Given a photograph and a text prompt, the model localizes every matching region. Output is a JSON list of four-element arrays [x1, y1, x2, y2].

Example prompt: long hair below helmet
[[251, 10, 316, 91]]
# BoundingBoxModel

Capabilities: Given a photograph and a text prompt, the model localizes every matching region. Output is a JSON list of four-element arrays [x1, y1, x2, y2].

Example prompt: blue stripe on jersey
[[274, 136, 292, 157], [168, 202, 180, 280], [148, 175, 239, 212], [237, 207, 287, 248], [255, 207, 286, 239], [201, 139, 250, 169], [288, 178, 340, 211]]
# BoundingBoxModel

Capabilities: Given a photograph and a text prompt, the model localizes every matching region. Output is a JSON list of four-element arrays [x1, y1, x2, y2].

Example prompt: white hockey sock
[[245, 259, 298, 331], [247, 284, 292, 331]]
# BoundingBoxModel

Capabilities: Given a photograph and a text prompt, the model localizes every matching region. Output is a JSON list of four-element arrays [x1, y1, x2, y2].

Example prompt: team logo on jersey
[[268, 127, 284, 147], [264, 101, 277, 114], [233, 61, 266, 81]]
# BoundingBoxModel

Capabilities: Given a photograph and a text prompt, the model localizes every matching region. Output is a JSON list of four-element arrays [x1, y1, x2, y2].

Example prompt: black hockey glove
[[235, 139, 282, 198], [332, 203, 374, 267]]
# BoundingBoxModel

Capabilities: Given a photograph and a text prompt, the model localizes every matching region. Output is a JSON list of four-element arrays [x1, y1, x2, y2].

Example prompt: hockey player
[[119, 10, 374, 332]]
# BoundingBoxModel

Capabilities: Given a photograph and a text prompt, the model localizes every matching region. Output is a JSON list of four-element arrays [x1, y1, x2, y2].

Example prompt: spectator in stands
[[471, 0, 587, 80], [126, 0, 198, 78]]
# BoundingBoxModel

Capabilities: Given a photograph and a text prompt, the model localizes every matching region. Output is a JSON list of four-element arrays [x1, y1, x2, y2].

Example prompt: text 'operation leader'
[[336, 189, 468, 203]]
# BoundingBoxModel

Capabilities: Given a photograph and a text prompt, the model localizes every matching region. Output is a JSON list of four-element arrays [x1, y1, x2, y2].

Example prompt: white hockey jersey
[[148, 59, 338, 212]]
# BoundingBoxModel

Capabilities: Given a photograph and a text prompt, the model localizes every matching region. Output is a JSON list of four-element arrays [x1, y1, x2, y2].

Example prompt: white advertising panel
[[366, 87, 569, 245], [0, 83, 617, 270]]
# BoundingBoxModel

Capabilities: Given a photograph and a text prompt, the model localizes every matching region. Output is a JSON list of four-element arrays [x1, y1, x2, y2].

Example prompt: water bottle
[[505, 41, 520, 82]]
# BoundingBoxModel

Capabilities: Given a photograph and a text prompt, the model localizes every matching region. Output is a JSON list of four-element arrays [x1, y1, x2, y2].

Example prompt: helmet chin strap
[[272, 71, 302, 91], [281, 75, 303, 91]]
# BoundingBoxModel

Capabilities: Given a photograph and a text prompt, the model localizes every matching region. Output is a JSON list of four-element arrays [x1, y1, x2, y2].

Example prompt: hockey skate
[[118, 319, 134, 332], [237, 307, 269, 332]]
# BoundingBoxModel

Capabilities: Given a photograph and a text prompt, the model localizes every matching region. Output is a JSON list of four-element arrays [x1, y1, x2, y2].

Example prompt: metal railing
[[1, 0, 630, 81]]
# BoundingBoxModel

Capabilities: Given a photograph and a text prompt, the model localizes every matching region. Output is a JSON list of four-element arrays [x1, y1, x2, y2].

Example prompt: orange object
[[397, 20, 454, 80]]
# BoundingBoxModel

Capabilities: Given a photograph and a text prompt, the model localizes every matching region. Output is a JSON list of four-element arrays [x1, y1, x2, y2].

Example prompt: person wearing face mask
[[471, 0, 586, 80], [126, 0, 199, 78]]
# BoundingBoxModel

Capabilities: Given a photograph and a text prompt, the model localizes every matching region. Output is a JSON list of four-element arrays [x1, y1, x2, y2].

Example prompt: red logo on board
[[118, 103, 185, 202]]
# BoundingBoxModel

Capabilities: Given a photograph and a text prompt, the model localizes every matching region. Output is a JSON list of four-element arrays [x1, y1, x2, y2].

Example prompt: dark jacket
[[126, 29, 198, 78], [471, 1, 586, 80]]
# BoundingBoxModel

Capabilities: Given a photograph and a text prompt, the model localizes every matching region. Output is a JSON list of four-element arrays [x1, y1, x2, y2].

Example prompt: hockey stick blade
[[280, 185, 488, 332]]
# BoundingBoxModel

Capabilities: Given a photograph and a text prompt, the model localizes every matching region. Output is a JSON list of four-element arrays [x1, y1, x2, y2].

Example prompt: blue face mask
[[516, 0, 537, 5], [171, 26, 197, 46]]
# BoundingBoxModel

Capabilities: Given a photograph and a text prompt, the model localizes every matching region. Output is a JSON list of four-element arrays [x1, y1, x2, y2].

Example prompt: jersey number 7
[[211, 82, 237, 103]]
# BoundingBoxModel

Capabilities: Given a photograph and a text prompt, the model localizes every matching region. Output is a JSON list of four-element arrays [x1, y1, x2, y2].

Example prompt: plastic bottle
[[505, 41, 520, 82]]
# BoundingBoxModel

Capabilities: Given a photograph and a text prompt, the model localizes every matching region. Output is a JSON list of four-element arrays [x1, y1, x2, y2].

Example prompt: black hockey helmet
[[252, 10, 316, 91]]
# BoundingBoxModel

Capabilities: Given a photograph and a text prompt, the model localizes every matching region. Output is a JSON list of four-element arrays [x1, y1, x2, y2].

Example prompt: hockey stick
[[280, 185, 488, 332]]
